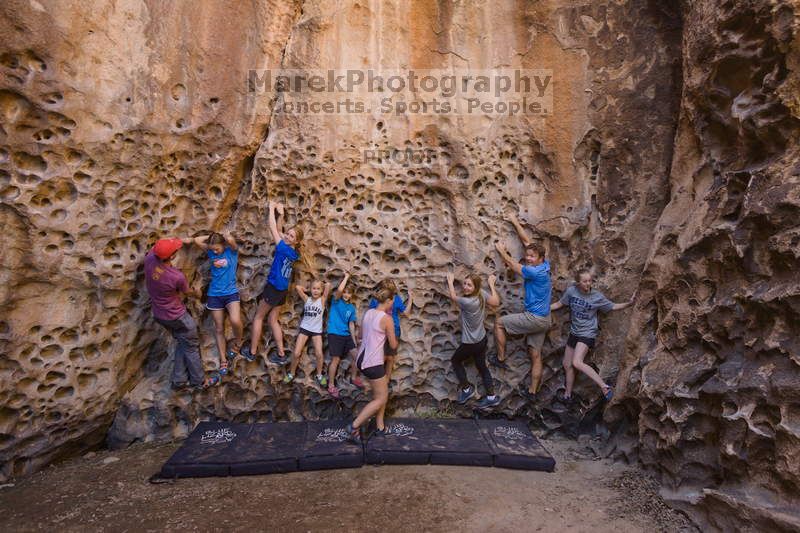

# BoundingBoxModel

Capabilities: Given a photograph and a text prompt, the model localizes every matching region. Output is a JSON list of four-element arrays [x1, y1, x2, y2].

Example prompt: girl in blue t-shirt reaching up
[[242, 201, 303, 366], [189, 231, 242, 376], [326, 272, 360, 398]]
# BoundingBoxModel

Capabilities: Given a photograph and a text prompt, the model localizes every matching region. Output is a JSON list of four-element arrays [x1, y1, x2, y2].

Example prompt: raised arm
[[445, 273, 458, 303], [295, 284, 308, 300], [402, 289, 413, 314], [508, 213, 532, 247], [223, 231, 238, 251], [486, 274, 501, 307], [267, 201, 281, 244], [495, 241, 523, 275], [334, 273, 351, 298], [322, 281, 332, 302], [183, 235, 209, 250]]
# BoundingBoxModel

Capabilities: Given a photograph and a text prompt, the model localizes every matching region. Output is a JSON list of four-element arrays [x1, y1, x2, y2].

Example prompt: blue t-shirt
[[207, 247, 238, 297], [327, 297, 357, 337], [266, 240, 299, 291], [368, 294, 406, 338], [521, 261, 551, 316]]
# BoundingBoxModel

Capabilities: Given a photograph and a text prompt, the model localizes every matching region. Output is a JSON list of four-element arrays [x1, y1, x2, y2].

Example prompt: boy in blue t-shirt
[[368, 284, 413, 380], [492, 213, 552, 401], [326, 273, 360, 398]]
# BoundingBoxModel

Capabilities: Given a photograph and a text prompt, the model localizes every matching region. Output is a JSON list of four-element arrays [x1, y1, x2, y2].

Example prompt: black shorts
[[298, 328, 322, 338], [357, 351, 386, 380], [328, 334, 356, 357], [567, 333, 595, 349], [260, 282, 288, 306], [384, 335, 400, 356]]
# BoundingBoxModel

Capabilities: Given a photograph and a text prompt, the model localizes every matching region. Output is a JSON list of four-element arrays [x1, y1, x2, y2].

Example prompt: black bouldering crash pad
[[477, 419, 556, 472]]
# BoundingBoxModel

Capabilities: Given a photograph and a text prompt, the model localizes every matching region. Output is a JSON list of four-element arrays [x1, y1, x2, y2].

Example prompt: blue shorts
[[206, 292, 240, 310]]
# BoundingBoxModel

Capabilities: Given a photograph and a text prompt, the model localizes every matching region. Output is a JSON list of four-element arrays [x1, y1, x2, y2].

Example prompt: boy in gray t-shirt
[[551, 271, 635, 402]]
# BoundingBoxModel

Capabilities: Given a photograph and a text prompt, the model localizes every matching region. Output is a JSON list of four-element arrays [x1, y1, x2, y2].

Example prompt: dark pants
[[155, 312, 204, 386], [451, 335, 493, 395]]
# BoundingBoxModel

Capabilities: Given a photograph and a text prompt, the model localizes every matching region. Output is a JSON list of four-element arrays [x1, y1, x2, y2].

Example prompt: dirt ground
[[0, 436, 696, 532]]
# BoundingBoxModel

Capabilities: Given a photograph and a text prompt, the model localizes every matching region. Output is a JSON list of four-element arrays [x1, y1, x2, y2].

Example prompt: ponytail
[[468, 274, 485, 312]]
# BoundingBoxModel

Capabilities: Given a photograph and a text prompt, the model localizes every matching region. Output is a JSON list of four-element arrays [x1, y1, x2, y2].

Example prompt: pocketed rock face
[[109, 0, 680, 460], [0, 0, 302, 479], [607, 1, 800, 531], [3, 0, 800, 530]]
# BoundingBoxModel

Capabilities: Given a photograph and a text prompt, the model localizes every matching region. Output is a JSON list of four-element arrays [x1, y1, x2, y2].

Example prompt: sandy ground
[[0, 436, 695, 532]]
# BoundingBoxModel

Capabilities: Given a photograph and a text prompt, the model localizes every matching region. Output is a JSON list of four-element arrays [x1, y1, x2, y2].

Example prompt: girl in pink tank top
[[347, 284, 398, 444]]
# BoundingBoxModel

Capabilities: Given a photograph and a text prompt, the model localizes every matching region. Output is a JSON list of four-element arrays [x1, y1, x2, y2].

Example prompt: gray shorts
[[499, 312, 551, 350]]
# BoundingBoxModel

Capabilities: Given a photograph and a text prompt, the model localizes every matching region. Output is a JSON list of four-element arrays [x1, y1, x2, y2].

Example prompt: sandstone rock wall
[[108, 0, 680, 446], [608, 1, 800, 530], [0, 0, 302, 479], [2, 0, 799, 530]]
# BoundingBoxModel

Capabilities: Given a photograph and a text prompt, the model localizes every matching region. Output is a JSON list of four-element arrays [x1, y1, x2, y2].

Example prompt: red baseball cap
[[153, 238, 183, 259]]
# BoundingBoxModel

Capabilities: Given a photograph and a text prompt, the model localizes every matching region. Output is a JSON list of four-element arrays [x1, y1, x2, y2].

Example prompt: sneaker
[[488, 354, 510, 370], [203, 375, 221, 388], [283, 372, 294, 384], [328, 385, 340, 398], [240, 346, 256, 362], [316, 374, 328, 387], [346, 423, 362, 445], [268, 352, 284, 365], [457, 385, 475, 404], [476, 395, 501, 409], [518, 384, 537, 402], [351, 377, 364, 389], [373, 426, 387, 437]]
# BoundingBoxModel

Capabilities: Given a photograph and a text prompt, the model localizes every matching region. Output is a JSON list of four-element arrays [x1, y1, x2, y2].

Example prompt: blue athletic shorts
[[206, 292, 240, 310]]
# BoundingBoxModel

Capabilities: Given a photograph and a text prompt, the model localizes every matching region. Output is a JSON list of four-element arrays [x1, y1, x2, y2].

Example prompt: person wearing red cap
[[144, 237, 217, 389]]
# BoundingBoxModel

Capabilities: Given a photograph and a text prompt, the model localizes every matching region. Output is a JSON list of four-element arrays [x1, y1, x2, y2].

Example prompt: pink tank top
[[360, 308, 387, 369]]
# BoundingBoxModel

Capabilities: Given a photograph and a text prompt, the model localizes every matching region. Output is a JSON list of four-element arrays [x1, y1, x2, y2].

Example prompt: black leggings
[[451, 336, 493, 395]]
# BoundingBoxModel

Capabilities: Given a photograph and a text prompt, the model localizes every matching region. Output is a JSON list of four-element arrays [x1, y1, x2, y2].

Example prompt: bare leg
[[384, 355, 396, 381], [562, 345, 575, 397], [226, 301, 244, 350], [494, 319, 508, 361], [571, 342, 608, 392], [348, 349, 358, 380], [528, 346, 542, 393], [250, 300, 273, 354], [353, 375, 389, 430], [289, 333, 309, 375], [312, 335, 324, 376], [328, 356, 341, 387], [211, 309, 227, 364], [267, 306, 284, 357]]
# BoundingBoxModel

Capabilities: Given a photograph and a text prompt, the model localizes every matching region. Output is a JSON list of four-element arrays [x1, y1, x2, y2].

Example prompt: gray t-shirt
[[559, 285, 614, 339], [457, 290, 491, 344]]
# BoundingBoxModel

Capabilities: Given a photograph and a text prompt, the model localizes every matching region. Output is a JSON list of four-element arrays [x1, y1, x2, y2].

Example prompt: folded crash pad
[[477, 419, 556, 472]]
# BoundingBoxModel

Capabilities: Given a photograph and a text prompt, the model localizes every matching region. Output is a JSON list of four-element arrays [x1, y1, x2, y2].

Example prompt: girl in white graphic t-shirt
[[284, 279, 331, 387]]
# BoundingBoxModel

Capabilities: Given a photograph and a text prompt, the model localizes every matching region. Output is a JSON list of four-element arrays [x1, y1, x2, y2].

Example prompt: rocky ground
[[0, 435, 695, 533]]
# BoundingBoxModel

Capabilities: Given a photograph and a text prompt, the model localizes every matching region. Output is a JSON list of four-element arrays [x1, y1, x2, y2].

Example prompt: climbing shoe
[[457, 385, 475, 404]]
